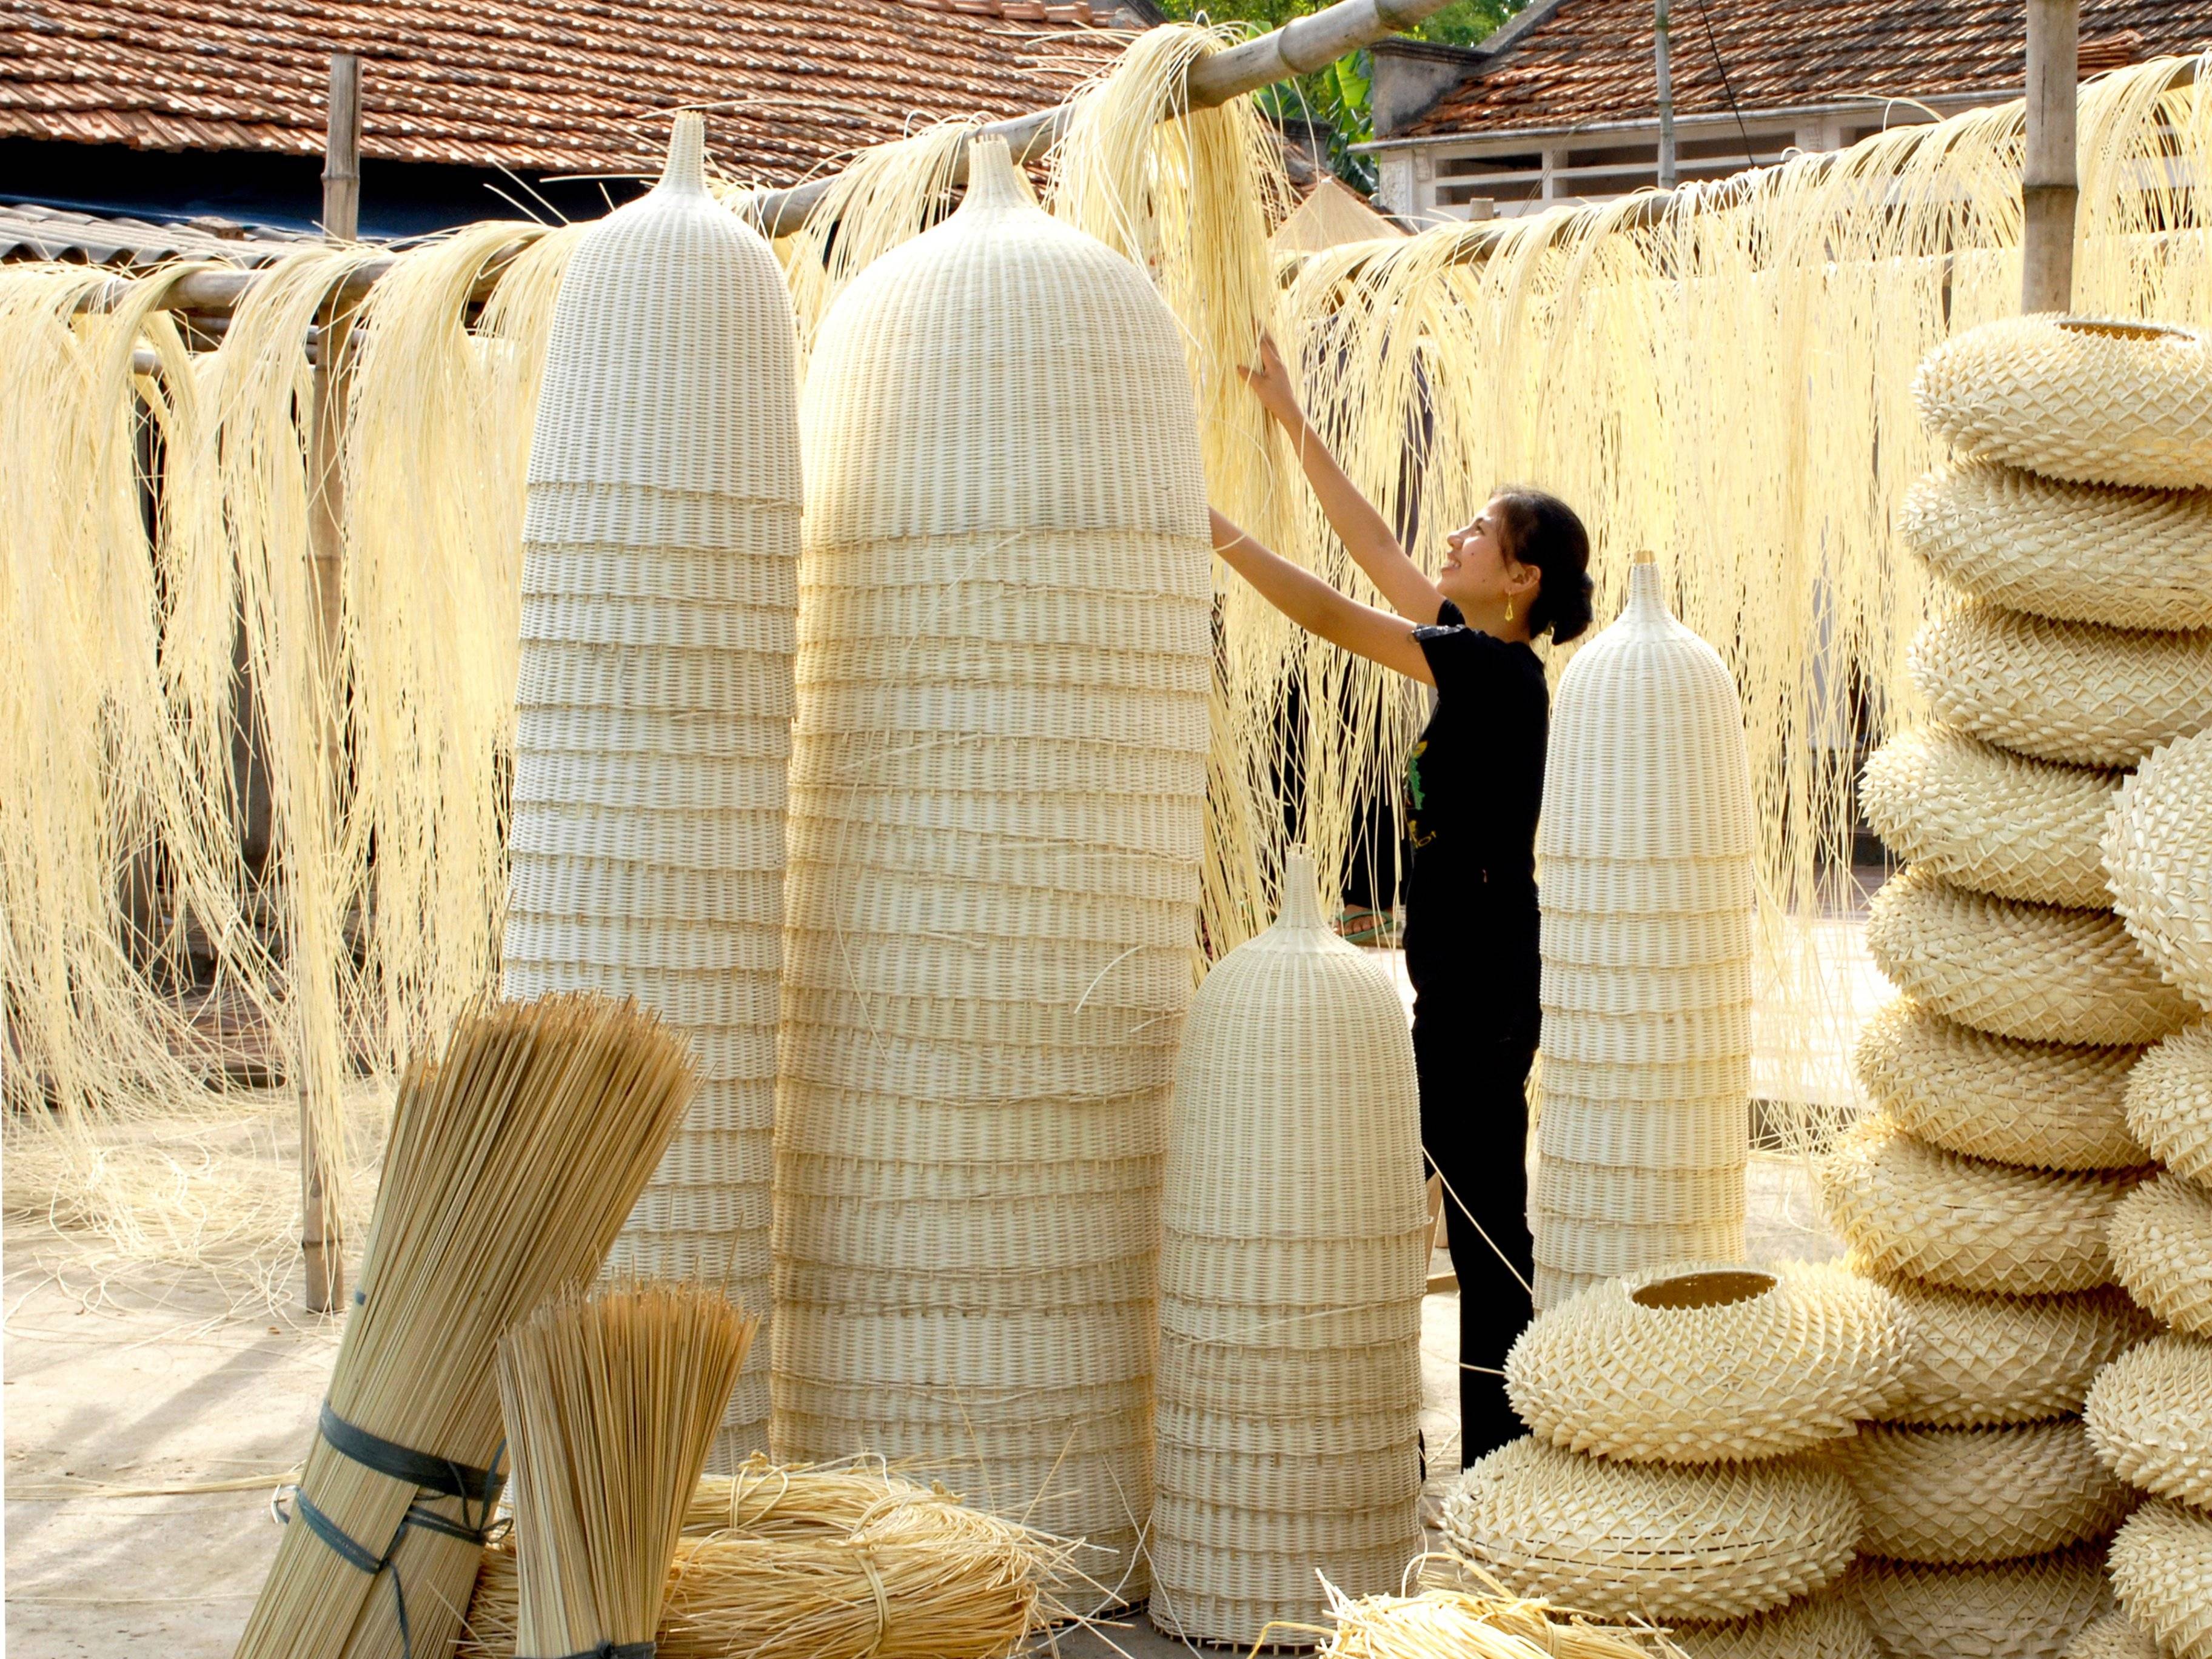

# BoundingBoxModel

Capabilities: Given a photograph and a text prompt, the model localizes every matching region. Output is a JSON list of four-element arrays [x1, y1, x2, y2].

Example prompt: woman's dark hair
[[1491, 487, 1594, 645]]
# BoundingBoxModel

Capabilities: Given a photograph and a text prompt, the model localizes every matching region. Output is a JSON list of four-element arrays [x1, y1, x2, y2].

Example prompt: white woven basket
[[2110, 1500, 2212, 1659], [1532, 1159, 1746, 1224], [1673, 1593, 1882, 1659], [2107, 732, 2212, 1016], [2108, 1173, 2212, 1338], [1912, 315, 2212, 491], [1854, 998, 2148, 1172], [2085, 1332, 2212, 1512], [1536, 1094, 1749, 1169], [1441, 1436, 1860, 1623], [1532, 1215, 1748, 1282], [1862, 725, 2120, 910], [1829, 1420, 2135, 1565], [1866, 866, 2196, 1047], [2063, 1610, 2163, 1659], [1505, 1263, 1906, 1464], [1911, 600, 2212, 770], [1817, 1117, 2138, 1295], [1845, 1547, 2113, 1659], [2127, 1024, 2212, 1188]]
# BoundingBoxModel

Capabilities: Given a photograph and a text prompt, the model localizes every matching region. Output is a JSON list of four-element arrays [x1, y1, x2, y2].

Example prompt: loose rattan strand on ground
[[1845, 1547, 2113, 1659], [1504, 1263, 1905, 1464], [1672, 1592, 1882, 1659], [2063, 1610, 2163, 1659], [2107, 731, 2212, 1016], [1862, 724, 2122, 910], [2110, 1500, 2212, 1659], [502, 115, 799, 1464], [1854, 998, 2148, 1172], [1900, 461, 2212, 631], [2127, 1024, 2212, 1187], [1911, 600, 2212, 770], [2085, 1332, 2212, 1511], [1828, 1420, 2135, 1565], [1867, 866, 2195, 1047], [1817, 1117, 2139, 1295], [2108, 1172, 2212, 1338], [1913, 315, 2212, 491]]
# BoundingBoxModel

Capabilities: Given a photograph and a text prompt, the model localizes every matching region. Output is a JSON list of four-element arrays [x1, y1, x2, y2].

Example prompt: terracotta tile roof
[[1401, 0, 2212, 139], [0, 0, 1138, 186]]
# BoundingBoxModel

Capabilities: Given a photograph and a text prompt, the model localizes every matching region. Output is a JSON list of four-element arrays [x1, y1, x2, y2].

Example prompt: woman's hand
[[1236, 331, 1305, 431]]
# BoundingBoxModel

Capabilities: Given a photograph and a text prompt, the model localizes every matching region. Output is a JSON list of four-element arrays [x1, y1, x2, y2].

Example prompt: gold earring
[[1504, 595, 1515, 623]]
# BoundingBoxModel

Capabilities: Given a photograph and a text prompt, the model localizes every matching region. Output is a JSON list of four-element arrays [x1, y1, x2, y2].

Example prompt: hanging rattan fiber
[[1853, 999, 2148, 1173], [1845, 1547, 2113, 1659], [1828, 1420, 2135, 1565], [2108, 1172, 2212, 1338], [2106, 731, 2212, 1016], [1504, 1263, 1906, 1465], [1912, 315, 2212, 491], [2085, 1332, 2212, 1512], [1818, 1117, 2140, 1295], [1910, 600, 2212, 770], [1899, 461, 2212, 631], [1671, 1592, 1882, 1659], [1440, 1437, 1861, 1624], [2063, 1610, 2163, 1659], [2128, 1024, 2212, 1188], [2110, 1499, 2212, 1659], [1866, 866, 2195, 1047], [1860, 724, 2121, 910]]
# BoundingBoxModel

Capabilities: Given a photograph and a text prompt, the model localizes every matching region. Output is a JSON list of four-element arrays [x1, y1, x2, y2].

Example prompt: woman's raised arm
[[1210, 509, 1433, 686]]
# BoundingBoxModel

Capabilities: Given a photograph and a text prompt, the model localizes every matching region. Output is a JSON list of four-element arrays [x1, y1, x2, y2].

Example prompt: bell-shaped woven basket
[[1910, 600, 2212, 771], [1504, 1263, 1906, 1465], [1899, 461, 2212, 631], [2106, 732, 2212, 1016], [1441, 1437, 1861, 1624], [2110, 1500, 2212, 1659], [1672, 1592, 1882, 1659], [2127, 1024, 2212, 1187], [1845, 1547, 2113, 1659], [1853, 999, 2148, 1172], [1866, 867, 2195, 1048], [1827, 1420, 2134, 1565], [2085, 1332, 2212, 1511], [1532, 560, 1753, 1307], [2108, 1172, 2212, 1338], [1912, 316, 2212, 491], [1861, 725, 2120, 910], [768, 136, 1212, 1604], [501, 113, 800, 1464], [1817, 1118, 2139, 1295], [2063, 1610, 2164, 1659]]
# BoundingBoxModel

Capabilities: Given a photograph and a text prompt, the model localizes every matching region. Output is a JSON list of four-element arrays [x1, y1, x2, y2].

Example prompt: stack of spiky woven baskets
[[1832, 315, 2212, 1659], [769, 138, 1213, 1607], [1148, 848, 1428, 1646], [501, 114, 799, 1466], [1444, 1262, 1906, 1656], [1531, 557, 1756, 1310]]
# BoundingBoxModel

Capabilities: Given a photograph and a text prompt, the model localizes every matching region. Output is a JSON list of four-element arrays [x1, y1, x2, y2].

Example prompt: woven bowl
[[2063, 1610, 2163, 1659], [1440, 1437, 1861, 1623], [2111, 1500, 2212, 1659], [1845, 1547, 2113, 1659], [1672, 1592, 1882, 1659], [2085, 1332, 2212, 1510], [1854, 999, 2148, 1171], [1858, 1267, 2156, 1427], [1818, 1118, 2140, 1295], [1912, 315, 2212, 490], [1866, 866, 2195, 1047], [1911, 600, 2212, 770], [1899, 460, 2212, 630], [1862, 725, 2121, 909], [1505, 1262, 1906, 1465], [2127, 1025, 2212, 1187], [1828, 1420, 2135, 1564], [2107, 732, 2212, 1015], [2109, 1173, 2212, 1337]]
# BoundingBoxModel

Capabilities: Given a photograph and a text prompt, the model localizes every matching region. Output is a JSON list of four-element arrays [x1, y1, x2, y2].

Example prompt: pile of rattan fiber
[[1835, 315, 2212, 1659]]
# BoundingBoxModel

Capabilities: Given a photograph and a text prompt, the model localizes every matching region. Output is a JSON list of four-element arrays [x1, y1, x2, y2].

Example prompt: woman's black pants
[[1412, 1014, 1538, 1467]]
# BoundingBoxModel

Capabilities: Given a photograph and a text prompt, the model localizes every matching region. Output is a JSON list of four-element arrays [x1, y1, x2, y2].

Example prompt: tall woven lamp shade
[[500, 114, 798, 1466], [768, 137, 1211, 1606], [1147, 848, 1426, 1645], [1532, 556, 1754, 1309]]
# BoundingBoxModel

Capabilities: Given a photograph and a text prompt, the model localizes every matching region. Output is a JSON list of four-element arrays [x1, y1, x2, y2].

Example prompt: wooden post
[[2022, 0, 2079, 313], [300, 50, 361, 1316], [1654, 0, 1677, 189]]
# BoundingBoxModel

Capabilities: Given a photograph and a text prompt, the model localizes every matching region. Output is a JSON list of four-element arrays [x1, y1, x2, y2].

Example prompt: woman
[[1213, 337, 1593, 1464]]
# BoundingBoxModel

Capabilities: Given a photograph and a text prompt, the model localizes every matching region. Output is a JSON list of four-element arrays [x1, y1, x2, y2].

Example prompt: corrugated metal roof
[[0, 198, 315, 264]]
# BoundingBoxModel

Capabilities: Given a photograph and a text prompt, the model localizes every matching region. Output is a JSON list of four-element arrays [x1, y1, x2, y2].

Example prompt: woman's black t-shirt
[[1403, 601, 1548, 1041]]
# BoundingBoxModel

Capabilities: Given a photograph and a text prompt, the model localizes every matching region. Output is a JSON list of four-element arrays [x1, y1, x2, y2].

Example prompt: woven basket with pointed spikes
[[2085, 1333, 2212, 1511], [2109, 1172, 2212, 1338], [2127, 1024, 2212, 1187], [1845, 1547, 2113, 1659], [2110, 1500, 2212, 1659], [1828, 1420, 2135, 1564], [2063, 1610, 2163, 1659], [2106, 731, 2212, 1016], [1672, 1592, 1882, 1659]]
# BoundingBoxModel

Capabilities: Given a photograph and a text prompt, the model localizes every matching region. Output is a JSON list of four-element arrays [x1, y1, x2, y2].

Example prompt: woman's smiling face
[[1438, 497, 1535, 618]]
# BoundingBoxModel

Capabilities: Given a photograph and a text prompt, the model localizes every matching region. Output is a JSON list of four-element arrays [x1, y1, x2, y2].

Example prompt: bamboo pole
[[1654, 0, 1677, 190], [2022, 0, 2080, 313]]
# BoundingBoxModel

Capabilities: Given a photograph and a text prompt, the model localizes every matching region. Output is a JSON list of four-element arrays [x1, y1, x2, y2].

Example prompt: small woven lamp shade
[[2111, 1500, 2212, 1659], [1860, 725, 2120, 911], [501, 113, 799, 1464], [1532, 557, 1754, 1307], [769, 136, 1211, 1604], [2108, 732, 2212, 1016], [2085, 1332, 2212, 1511], [1900, 462, 2212, 632], [1912, 317, 2212, 491], [1827, 1420, 2135, 1565], [2127, 1024, 2212, 1188], [2064, 1610, 2163, 1659], [2108, 1173, 2212, 1338], [1909, 601, 2212, 771], [1148, 848, 1426, 1646], [1672, 1593, 1882, 1659], [1845, 1548, 2113, 1659]]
